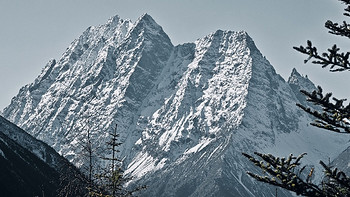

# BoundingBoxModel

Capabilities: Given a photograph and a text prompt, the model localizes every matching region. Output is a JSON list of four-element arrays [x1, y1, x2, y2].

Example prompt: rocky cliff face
[[2, 14, 349, 196]]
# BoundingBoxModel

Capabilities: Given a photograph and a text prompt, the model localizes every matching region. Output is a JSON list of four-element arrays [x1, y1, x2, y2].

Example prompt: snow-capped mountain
[[2, 14, 349, 196]]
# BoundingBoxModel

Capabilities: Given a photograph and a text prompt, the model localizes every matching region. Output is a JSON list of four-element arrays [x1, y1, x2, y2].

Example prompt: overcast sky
[[1, 0, 350, 111]]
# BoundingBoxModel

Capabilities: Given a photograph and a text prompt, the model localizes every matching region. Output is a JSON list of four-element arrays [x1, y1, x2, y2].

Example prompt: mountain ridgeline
[[2, 14, 349, 196]]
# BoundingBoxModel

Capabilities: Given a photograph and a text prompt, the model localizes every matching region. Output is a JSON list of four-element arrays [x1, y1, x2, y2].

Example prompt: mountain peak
[[106, 14, 121, 25], [211, 29, 249, 38], [288, 68, 302, 84], [131, 13, 173, 49], [288, 68, 317, 106], [4, 14, 347, 197], [290, 67, 301, 78], [135, 13, 159, 28], [209, 30, 256, 53], [288, 68, 314, 91], [139, 13, 153, 21]]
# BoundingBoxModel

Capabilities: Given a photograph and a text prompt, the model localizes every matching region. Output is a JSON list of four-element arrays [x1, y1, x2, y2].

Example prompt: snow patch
[[184, 138, 212, 155], [0, 148, 6, 160]]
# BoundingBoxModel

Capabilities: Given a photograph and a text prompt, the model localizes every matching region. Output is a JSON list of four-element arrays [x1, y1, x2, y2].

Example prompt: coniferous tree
[[88, 124, 146, 197], [244, 1, 350, 196]]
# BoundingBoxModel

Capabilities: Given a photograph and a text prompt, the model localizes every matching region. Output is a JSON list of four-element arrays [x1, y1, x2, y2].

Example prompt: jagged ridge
[[3, 14, 349, 197]]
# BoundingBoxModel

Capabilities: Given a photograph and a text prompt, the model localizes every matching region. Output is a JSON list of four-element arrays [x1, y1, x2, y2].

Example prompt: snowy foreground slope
[[3, 14, 349, 196]]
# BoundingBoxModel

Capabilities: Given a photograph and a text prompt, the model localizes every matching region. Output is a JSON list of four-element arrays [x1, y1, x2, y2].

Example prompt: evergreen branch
[[242, 152, 325, 196], [339, 0, 350, 6], [243, 152, 350, 196], [325, 20, 350, 38], [246, 2, 350, 196], [295, 87, 350, 133], [319, 161, 350, 196], [339, 0, 350, 17], [293, 41, 350, 72]]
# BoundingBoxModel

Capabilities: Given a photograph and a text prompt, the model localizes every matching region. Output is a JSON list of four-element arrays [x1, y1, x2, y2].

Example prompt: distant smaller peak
[[289, 68, 311, 82], [288, 68, 302, 83], [290, 68, 301, 77], [288, 68, 316, 91]]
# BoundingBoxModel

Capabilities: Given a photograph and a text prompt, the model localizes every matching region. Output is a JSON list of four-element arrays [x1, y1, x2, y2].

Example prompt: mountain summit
[[3, 14, 349, 196]]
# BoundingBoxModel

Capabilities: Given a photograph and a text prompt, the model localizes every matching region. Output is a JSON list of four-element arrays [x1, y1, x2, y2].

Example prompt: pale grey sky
[[1, 0, 349, 111]]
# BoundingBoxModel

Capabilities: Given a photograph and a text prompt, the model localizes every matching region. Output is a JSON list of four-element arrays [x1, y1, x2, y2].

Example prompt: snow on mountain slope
[[3, 13, 173, 168], [2, 14, 349, 196], [127, 30, 254, 175]]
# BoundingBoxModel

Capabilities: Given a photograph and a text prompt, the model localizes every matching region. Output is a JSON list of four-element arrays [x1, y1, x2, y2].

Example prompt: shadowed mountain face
[[0, 116, 87, 197], [3, 14, 349, 196], [331, 146, 350, 176], [0, 128, 59, 196]]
